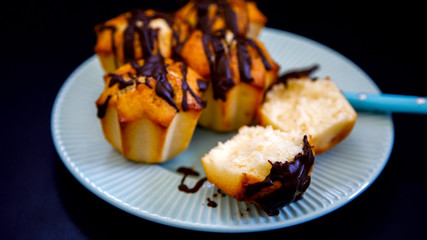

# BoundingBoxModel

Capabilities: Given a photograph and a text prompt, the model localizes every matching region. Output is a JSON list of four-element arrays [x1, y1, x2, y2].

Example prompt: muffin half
[[201, 125, 315, 215], [259, 77, 357, 154]]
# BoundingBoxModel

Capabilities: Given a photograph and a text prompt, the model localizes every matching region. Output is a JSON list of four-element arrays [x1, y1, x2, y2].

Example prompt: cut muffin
[[96, 55, 206, 163], [181, 29, 279, 131], [94, 9, 190, 73], [201, 125, 315, 216], [175, 0, 267, 39], [259, 77, 357, 154]]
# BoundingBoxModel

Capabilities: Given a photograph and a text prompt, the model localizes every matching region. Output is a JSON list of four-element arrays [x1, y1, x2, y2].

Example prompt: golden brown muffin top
[[180, 29, 279, 101], [96, 55, 207, 127]]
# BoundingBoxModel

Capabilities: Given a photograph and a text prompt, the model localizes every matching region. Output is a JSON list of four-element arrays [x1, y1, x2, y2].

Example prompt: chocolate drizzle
[[191, 0, 272, 100], [236, 36, 253, 83], [97, 9, 181, 65], [96, 9, 207, 118], [177, 167, 208, 193], [201, 31, 272, 101], [208, 31, 235, 101], [133, 54, 179, 111], [244, 135, 315, 216], [194, 0, 241, 35], [108, 73, 136, 89], [197, 79, 208, 92], [97, 53, 207, 117], [181, 63, 207, 111], [207, 198, 218, 208], [97, 95, 111, 118], [277, 65, 320, 85], [195, 0, 212, 33]]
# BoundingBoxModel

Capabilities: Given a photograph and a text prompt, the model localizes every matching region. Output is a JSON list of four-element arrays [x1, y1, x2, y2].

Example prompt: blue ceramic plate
[[51, 28, 394, 232]]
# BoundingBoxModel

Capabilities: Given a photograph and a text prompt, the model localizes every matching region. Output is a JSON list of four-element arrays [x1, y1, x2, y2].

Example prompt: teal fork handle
[[343, 92, 427, 114]]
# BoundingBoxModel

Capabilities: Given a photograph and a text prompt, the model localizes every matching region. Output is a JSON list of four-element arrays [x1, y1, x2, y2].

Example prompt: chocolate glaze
[[124, 9, 183, 61], [277, 65, 320, 85], [193, 0, 244, 34], [197, 79, 208, 92], [124, 9, 154, 62], [244, 135, 315, 216], [108, 73, 135, 89], [97, 9, 182, 65], [97, 53, 206, 117], [207, 198, 218, 208], [136, 54, 179, 111], [191, 0, 272, 100], [245, 38, 272, 71], [177, 167, 208, 193], [96, 8, 207, 117], [236, 36, 253, 83], [209, 31, 235, 101], [97, 95, 111, 118], [195, 0, 212, 33], [181, 63, 207, 111], [221, 0, 240, 34], [201, 31, 273, 100]]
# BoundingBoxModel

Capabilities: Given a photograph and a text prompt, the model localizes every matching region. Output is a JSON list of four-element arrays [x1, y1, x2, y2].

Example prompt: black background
[[2, 0, 426, 239]]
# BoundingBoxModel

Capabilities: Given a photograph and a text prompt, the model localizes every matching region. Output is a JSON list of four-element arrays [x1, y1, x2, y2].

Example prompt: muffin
[[96, 54, 207, 163], [201, 125, 315, 215], [181, 29, 279, 131], [259, 77, 357, 154], [94, 9, 190, 73], [175, 0, 267, 38]]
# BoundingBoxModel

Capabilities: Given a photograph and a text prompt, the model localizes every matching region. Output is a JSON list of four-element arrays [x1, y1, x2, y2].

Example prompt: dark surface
[[2, 0, 426, 239]]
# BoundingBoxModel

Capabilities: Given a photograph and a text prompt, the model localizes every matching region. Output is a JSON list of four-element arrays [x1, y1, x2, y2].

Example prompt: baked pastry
[[94, 9, 190, 73], [96, 54, 207, 163], [175, 0, 267, 38], [201, 125, 315, 215], [181, 29, 279, 131], [258, 77, 357, 154]]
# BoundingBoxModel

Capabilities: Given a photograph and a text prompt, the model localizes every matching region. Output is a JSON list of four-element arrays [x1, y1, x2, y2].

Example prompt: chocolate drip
[[124, 9, 157, 62], [98, 9, 182, 65], [245, 38, 272, 71], [96, 9, 204, 118], [207, 198, 218, 208], [97, 95, 112, 118], [197, 79, 208, 92], [177, 167, 208, 193], [245, 135, 315, 216], [98, 53, 205, 117], [192, 1, 271, 100], [129, 61, 152, 88], [277, 65, 320, 84], [194, 0, 242, 35], [146, 55, 179, 111], [210, 32, 235, 101], [129, 55, 178, 111], [236, 37, 253, 83], [181, 63, 207, 111], [200, 31, 273, 100], [195, 0, 213, 33], [221, 0, 239, 34], [108, 73, 135, 89], [235, 36, 273, 83]]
